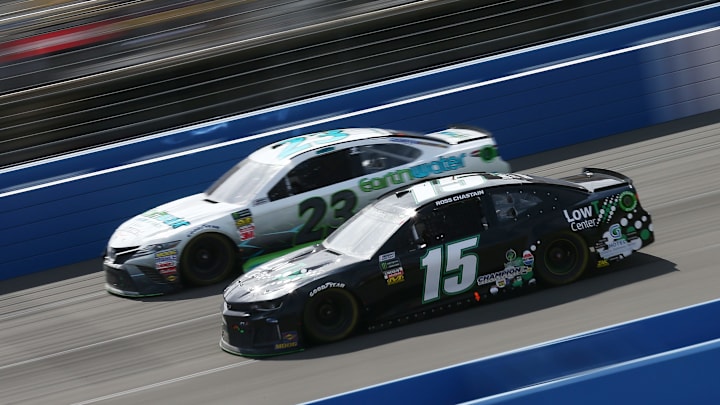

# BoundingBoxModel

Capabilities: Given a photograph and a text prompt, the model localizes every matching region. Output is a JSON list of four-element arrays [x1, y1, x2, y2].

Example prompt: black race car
[[220, 168, 654, 356]]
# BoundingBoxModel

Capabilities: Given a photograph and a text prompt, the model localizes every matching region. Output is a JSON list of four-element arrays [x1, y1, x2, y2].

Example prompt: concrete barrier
[[1, 4, 719, 279]]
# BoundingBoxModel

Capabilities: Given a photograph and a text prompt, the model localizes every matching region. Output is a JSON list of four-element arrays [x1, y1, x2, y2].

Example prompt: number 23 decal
[[296, 190, 358, 244], [422, 235, 480, 303]]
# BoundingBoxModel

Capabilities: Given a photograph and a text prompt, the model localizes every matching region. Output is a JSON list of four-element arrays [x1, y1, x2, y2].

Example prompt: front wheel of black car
[[303, 288, 359, 344], [536, 232, 589, 286], [180, 233, 237, 286]]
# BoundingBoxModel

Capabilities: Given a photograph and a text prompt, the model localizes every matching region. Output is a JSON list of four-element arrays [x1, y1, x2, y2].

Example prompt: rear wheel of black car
[[536, 232, 589, 286], [180, 233, 237, 286], [303, 288, 359, 343]]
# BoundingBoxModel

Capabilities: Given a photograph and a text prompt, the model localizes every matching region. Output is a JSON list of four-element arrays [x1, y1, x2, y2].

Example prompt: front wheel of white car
[[180, 233, 237, 286]]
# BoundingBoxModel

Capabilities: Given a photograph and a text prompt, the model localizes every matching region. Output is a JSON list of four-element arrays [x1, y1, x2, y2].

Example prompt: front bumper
[[104, 260, 181, 297], [220, 303, 304, 357]]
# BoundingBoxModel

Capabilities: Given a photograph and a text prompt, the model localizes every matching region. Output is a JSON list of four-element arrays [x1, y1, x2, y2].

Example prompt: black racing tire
[[179, 233, 237, 286], [303, 288, 359, 344], [535, 231, 589, 286]]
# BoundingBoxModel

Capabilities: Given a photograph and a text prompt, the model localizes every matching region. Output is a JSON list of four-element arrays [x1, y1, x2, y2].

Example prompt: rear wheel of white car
[[180, 233, 236, 286], [303, 288, 359, 344]]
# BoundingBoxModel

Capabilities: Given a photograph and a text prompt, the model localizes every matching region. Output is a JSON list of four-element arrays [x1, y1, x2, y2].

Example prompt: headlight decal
[[136, 240, 181, 256]]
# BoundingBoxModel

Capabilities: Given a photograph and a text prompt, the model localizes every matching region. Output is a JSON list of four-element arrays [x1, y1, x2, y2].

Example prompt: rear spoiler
[[581, 167, 633, 185], [562, 167, 633, 193]]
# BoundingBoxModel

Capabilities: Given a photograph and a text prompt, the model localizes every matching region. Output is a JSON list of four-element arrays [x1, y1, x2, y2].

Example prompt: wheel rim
[[545, 239, 578, 276], [314, 297, 348, 329], [305, 289, 358, 343], [187, 237, 231, 282]]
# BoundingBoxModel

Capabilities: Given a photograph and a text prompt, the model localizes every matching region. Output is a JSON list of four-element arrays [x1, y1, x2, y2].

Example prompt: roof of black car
[[388, 172, 586, 208]]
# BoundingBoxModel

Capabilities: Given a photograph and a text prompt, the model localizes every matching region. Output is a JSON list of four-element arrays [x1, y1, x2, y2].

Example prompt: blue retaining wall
[[1, 4, 720, 279], [470, 339, 720, 404], [304, 299, 720, 405]]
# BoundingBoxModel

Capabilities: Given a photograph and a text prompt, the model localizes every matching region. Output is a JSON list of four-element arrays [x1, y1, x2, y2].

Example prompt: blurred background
[[0, 0, 713, 167]]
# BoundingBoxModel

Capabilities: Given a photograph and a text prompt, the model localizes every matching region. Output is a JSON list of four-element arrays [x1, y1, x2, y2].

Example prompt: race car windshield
[[205, 159, 284, 205], [324, 197, 416, 259]]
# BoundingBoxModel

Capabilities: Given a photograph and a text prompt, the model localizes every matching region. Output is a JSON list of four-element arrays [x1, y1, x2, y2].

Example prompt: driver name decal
[[434, 190, 484, 206]]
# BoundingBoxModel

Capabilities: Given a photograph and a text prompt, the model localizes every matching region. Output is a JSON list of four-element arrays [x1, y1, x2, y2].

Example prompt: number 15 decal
[[422, 236, 480, 303]]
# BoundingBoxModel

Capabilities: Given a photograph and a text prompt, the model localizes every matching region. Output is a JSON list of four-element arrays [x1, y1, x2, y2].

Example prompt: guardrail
[[1, 4, 719, 279], [303, 298, 720, 404]]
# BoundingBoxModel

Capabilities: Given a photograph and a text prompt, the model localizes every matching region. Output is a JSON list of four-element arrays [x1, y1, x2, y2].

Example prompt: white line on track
[[0, 313, 218, 372], [70, 359, 257, 405]]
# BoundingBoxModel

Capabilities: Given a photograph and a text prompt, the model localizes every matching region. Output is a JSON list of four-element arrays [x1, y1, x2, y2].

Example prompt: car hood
[[109, 193, 240, 248], [224, 245, 357, 302]]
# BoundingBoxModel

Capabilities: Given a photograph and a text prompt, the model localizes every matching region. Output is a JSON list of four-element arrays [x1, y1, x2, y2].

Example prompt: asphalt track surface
[[1, 111, 719, 405]]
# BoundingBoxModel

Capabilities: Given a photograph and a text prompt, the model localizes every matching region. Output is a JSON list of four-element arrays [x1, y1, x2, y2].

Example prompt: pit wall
[[1, 4, 719, 279], [303, 298, 720, 405]]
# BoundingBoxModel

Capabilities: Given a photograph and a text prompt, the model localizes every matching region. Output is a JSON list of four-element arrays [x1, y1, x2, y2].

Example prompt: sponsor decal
[[270, 262, 309, 281], [275, 331, 299, 350], [600, 239, 629, 258], [595, 213, 650, 261], [275, 130, 349, 160], [187, 224, 220, 237], [470, 146, 497, 162], [522, 250, 534, 266], [155, 250, 177, 258], [434, 189, 484, 206], [141, 210, 190, 228], [359, 153, 467, 192], [563, 205, 598, 231], [477, 268, 523, 286], [390, 137, 419, 145], [437, 130, 474, 139], [383, 269, 405, 285], [563, 191, 639, 232], [379, 251, 405, 285], [593, 191, 638, 225], [597, 259, 610, 268], [155, 249, 178, 276], [618, 191, 638, 212], [232, 209, 255, 241], [253, 197, 270, 206], [477, 247, 535, 290], [309, 282, 346, 297]]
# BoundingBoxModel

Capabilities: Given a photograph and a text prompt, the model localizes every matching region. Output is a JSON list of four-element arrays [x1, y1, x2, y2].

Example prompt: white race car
[[104, 127, 510, 296]]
